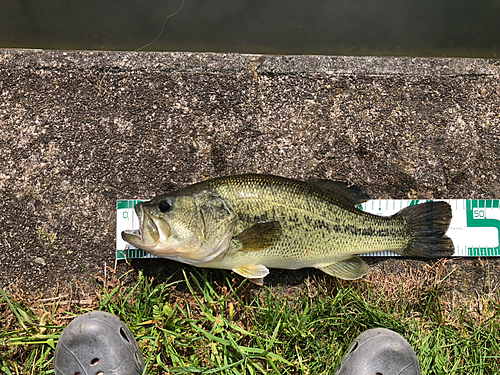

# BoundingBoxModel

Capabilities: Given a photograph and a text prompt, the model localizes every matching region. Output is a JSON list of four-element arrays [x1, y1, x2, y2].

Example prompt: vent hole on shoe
[[120, 327, 130, 343], [349, 341, 358, 353], [376, 373, 383, 375], [96, 372, 104, 375], [75, 373, 81, 375], [135, 350, 142, 365], [91, 358, 99, 365]]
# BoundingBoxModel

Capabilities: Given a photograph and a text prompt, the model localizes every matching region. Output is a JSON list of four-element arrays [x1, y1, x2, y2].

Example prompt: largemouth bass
[[122, 174, 454, 285]]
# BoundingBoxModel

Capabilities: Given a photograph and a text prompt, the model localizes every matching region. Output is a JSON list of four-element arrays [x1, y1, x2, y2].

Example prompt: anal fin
[[316, 256, 368, 280]]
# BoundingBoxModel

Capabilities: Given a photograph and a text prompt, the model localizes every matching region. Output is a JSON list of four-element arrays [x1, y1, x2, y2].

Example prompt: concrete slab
[[1, 49, 499, 296]]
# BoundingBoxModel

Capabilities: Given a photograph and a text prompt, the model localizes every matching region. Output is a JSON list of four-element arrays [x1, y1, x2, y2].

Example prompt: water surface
[[1, 0, 499, 57]]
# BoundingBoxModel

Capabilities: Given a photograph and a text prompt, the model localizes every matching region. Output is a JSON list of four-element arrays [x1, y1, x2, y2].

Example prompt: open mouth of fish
[[121, 203, 165, 249]]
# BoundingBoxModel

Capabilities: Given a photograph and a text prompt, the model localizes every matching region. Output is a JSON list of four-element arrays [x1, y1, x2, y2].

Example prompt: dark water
[[1, 0, 499, 57]]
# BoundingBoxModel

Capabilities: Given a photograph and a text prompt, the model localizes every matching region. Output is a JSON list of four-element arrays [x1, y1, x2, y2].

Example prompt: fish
[[122, 174, 454, 285]]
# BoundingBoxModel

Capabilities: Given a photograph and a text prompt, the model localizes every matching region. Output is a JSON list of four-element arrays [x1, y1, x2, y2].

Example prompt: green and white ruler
[[116, 199, 500, 259], [116, 200, 147, 259], [358, 199, 500, 257]]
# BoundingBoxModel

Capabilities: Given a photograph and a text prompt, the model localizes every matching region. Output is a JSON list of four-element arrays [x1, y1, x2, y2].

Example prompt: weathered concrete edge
[[1, 48, 499, 76]]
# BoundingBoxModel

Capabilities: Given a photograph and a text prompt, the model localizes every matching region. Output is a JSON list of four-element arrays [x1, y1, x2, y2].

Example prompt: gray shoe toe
[[54, 311, 146, 375], [335, 328, 421, 375]]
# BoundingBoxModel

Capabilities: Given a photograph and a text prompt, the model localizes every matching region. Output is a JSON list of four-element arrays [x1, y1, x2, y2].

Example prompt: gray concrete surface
[[1, 49, 499, 296]]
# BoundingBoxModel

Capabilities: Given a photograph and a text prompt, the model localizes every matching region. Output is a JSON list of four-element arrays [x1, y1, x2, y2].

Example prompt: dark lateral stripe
[[324, 223, 404, 238]]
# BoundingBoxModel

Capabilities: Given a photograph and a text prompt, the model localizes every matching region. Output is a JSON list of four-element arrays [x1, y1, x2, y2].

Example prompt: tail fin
[[394, 201, 454, 258]]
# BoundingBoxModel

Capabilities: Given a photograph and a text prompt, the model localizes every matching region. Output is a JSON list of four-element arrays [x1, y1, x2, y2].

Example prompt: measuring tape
[[116, 199, 500, 259]]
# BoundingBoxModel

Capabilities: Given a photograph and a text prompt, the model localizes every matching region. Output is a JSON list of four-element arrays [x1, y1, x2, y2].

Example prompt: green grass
[[1, 268, 499, 374]]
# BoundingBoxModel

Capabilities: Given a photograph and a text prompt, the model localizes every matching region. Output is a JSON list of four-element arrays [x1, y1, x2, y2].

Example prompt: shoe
[[334, 328, 421, 375], [54, 311, 146, 375]]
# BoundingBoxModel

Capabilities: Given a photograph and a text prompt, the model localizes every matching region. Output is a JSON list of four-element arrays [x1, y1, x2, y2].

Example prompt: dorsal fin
[[308, 180, 370, 206]]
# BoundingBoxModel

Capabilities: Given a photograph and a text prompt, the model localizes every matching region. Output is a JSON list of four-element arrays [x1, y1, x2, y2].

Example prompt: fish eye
[[158, 199, 172, 213]]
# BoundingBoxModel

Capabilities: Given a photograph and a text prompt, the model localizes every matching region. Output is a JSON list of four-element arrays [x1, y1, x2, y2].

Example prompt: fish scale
[[200, 175, 408, 266], [121, 174, 454, 284]]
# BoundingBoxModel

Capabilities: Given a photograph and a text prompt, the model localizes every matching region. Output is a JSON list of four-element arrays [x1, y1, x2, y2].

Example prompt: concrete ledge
[[1, 49, 499, 74], [1, 49, 499, 295]]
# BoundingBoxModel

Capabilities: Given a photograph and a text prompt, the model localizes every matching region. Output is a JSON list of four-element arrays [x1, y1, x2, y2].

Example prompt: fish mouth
[[121, 202, 167, 250]]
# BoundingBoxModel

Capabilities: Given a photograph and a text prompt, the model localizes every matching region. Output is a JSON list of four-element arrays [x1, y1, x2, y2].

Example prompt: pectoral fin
[[234, 221, 282, 252], [316, 256, 368, 280], [232, 264, 270, 286]]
